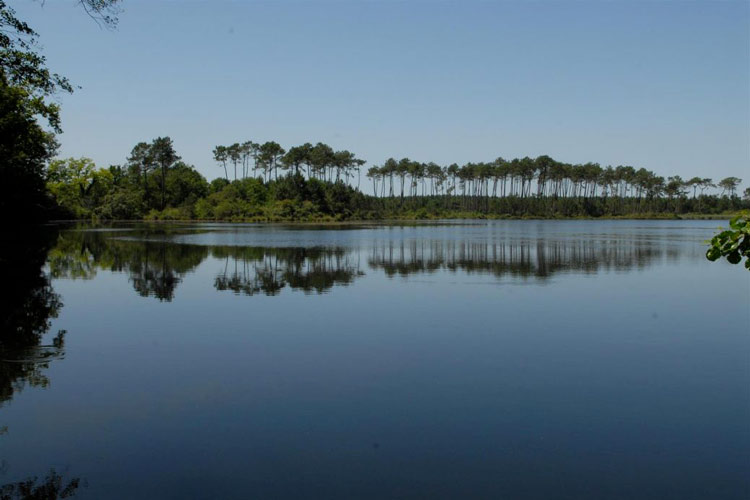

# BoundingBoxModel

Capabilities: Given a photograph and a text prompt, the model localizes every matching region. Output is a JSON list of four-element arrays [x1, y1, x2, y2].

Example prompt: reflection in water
[[48, 231, 365, 298], [368, 238, 667, 279], [48, 231, 207, 301], [0, 231, 80, 497], [127, 244, 207, 301], [0, 229, 64, 407], [0, 331, 67, 405], [0, 468, 81, 499], [214, 247, 363, 296], [45, 228, 679, 302], [3, 224, 743, 499], [0, 232, 84, 499]]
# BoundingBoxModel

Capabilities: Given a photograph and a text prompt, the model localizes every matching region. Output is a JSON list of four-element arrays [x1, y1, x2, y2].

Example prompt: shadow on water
[[0, 228, 64, 407], [0, 228, 83, 499]]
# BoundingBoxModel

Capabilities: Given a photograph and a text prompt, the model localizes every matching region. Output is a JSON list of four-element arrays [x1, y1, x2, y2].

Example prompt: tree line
[[362, 156, 746, 216], [2, 0, 747, 223], [366, 157, 743, 201], [45, 137, 370, 221], [44, 137, 749, 221], [212, 141, 365, 185], [2, 0, 748, 225]]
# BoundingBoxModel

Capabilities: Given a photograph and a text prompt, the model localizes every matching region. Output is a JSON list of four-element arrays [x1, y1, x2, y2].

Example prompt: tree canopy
[[42, 137, 749, 223], [0, 0, 121, 223]]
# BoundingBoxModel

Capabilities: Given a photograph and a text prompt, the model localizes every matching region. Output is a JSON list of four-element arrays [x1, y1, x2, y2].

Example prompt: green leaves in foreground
[[706, 212, 750, 270]]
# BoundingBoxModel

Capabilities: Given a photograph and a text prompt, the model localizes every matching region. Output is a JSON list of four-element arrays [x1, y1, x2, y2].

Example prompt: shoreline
[[47, 212, 739, 225]]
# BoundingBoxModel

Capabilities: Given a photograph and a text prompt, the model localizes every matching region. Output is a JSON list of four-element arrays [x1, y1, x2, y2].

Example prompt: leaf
[[727, 251, 741, 264], [706, 247, 721, 261]]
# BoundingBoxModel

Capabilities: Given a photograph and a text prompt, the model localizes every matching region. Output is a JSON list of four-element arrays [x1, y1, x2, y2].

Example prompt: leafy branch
[[706, 212, 750, 270]]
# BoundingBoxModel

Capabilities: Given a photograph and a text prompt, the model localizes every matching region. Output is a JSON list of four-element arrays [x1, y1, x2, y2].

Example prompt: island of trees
[[43, 138, 748, 222]]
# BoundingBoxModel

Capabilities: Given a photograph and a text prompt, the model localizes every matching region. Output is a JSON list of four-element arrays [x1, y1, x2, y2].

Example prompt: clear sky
[[14, 0, 750, 186]]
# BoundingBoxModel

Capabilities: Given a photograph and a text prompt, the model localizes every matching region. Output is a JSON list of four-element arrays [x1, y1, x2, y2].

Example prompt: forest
[[0, 0, 747, 224], [43, 138, 748, 222]]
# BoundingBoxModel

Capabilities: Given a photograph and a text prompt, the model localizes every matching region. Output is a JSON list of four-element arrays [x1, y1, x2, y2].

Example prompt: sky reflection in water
[[1, 220, 748, 499]]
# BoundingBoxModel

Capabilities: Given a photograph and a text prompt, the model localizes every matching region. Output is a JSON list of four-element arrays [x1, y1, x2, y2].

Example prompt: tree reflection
[[49, 230, 364, 299], [48, 230, 207, 301], [368, 238, 665, 279], [213, 247, 363, 296], [0, 228, 65, 406], [127, 243, 208, 301], [0, 468, 81, 499], [47, 228, 674, 301], [1, 231, 82, 499]]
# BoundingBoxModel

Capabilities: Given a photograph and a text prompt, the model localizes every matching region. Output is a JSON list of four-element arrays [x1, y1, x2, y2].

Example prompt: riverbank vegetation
[[1, 1, 747, 224], [43, 140, 749, 222], [1, 0, 121, 224]]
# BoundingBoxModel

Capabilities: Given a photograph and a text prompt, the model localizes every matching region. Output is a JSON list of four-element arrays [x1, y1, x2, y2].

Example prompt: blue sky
[[15, 0, 750, 186]]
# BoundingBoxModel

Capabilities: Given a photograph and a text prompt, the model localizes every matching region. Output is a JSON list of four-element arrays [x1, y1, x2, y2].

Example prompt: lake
[[1, 220, 748, 499]]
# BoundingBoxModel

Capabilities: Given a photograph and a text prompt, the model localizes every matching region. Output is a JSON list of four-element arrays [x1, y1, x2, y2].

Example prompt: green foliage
[[0, 0, 121, 223], [271, 172, 307, 202], [325, 181, 353, 216], [145, 207, 190, 221], [1, 0, 119, 126], [36, 138, 750, 223], [194, 197, 214, 220], [706, 212, 750, 270], [209, 177, 230, 194], [0, 0, 74, 132], [46, 157, 114, 218], [266, 199, 298, 219], [0, 75, 58, 222], [98, 188, 144, 220], [164, 161, 209, 207], [236, 177, 267, 205], [46, 153, 209, 220], [718, 177, 743, 197]]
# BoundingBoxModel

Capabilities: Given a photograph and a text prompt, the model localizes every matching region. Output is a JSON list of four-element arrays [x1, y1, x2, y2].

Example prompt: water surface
[[1, 220, 748, 499]]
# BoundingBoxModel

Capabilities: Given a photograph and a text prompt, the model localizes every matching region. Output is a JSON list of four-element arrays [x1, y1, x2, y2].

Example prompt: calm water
[[1, 220, 748, 499]]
